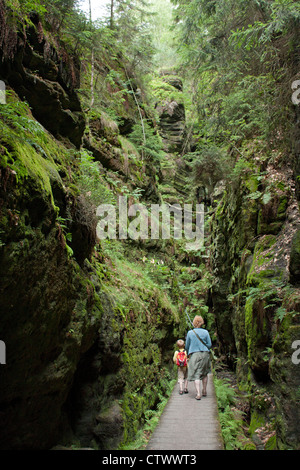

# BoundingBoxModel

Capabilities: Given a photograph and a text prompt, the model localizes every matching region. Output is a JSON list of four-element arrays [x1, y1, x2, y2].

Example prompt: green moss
[[84, 241, 180, 448], [243, 441, 257, 450], [277, 195, 288, 219], [249, 410, 266, 436], [245, 172, 259, 193], [148, 76, 183, 104], [0, 94, 77, 222], [246, 235, 278, 284], [265, 433, 277, 450], [257, 191, 288, 235], [245, 296, 255, 362], [11, 140, 60, 205], [290, 229, 300, 283]]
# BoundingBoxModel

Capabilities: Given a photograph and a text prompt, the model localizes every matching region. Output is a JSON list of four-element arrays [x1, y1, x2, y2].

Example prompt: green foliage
[[56, 215, 74, 258], [183, 144, 230, 194], [148, 0, 179, 70], [143, 257, 172, 291], [230, 0, 300, 49], [170, 0, 298, 158], [87, 0, 155, 75], [148, 76, 182, 103], [214, 377, 236, 410], [76, 149, 115, 206], [120, 377, 176, 450], [214, 377, 248, 450], [128, 121, 165, 163], [6, 0, 47, 22], [274, 306, 287, 322], [0, 91, 67, 202], [0, 91, 46, 141]]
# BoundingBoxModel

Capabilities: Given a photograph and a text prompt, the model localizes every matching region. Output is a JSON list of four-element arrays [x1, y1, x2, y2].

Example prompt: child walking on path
[[173, 339, 188, 395]]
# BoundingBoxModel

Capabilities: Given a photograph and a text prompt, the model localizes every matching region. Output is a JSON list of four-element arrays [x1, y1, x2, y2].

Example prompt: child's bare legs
[[184, 378, 188, 393], [178, 379, 184, 394]]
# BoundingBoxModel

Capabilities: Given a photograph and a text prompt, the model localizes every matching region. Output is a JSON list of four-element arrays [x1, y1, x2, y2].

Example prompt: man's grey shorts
[[188, 351, 211, 380]]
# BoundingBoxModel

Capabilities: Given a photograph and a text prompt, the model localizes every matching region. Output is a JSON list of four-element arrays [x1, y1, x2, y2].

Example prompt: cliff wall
[[0, 8, 180, 450]]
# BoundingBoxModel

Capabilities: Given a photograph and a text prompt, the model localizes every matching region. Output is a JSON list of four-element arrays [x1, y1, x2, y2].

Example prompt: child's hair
[[177, 339, 185, 349]]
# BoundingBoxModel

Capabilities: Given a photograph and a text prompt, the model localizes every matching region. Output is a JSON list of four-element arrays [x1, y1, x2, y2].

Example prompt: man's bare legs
[[194, 376, 208, 399], [194, 380, 201, 399], [202, 375, 208, 396]]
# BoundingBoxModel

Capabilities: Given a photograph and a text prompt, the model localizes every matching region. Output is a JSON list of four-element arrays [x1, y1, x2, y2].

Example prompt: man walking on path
[[185, 315, 212, 400]]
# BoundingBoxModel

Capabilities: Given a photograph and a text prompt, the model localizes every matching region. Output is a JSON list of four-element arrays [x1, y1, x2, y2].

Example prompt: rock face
[[0, 8, 179, 450], [0, 150, 98, 448], [289, 229, 300, 284], [156, 100, 186, 153], [155, 75, 186, 153], [0, 10, 85, 148], [209, 159, 300, 449]]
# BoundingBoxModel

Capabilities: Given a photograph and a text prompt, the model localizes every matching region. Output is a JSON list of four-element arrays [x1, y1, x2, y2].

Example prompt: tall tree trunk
[[110, 0, 114, 29], [90, 48, 94, 108]]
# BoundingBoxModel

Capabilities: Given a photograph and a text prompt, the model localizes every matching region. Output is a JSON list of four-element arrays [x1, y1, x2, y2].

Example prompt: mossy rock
[[257, 195, 288, 235], [289, 229, 300, 284], [246, 235, 281, 284]]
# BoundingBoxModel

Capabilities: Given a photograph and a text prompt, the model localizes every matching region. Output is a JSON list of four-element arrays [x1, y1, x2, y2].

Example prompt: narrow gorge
[[0, 0, 300, 451]]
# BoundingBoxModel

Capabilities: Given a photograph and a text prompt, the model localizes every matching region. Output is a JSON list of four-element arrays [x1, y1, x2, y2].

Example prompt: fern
[[214, 377, 245, 450], [128, 121, 165, 164], [274, 306, 287, 322], [77, 149, 115, 206]]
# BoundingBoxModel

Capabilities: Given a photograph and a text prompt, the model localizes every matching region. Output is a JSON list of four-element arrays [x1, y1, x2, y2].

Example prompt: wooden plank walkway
[[146, 373, 224, 450]]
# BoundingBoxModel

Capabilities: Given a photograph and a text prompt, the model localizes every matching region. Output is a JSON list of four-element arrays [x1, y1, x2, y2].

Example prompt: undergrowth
[[119, 378, 176, 450], [214, 376, 254, 450]]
